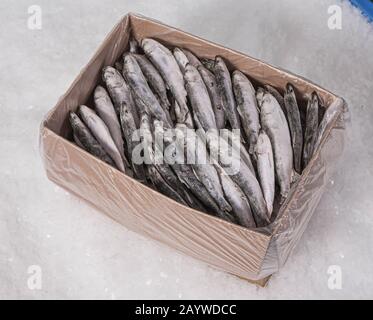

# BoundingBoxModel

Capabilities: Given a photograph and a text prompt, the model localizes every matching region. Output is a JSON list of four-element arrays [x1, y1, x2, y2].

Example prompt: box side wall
[[40, 126, 270, 280]]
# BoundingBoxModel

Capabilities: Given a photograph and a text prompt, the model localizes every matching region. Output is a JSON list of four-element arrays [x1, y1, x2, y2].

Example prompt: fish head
[[214, 56, 224, 70], [102, 66, 122, 87], [141, 38, 157, 54], [69, 111, 79, 124], [261, 93, 277, 113], [311, 91, 319, 106], [93, 85, 106, 100], [256, 87, 265, 108], [140, 113, 151, 131], [173, 47, 184, 57], [183, 64, 199, 82], [196, 64, 207, 75], [78, 105, 97, 124], [262, 92, 273, 105], [286, 83, 297, 99], [232, 70, 246, 83], [173, 48, 189, 72], [123, 53, 140, 75]]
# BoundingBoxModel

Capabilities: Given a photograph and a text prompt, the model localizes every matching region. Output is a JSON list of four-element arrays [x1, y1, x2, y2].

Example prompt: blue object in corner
[[350, 0, 373, 22]]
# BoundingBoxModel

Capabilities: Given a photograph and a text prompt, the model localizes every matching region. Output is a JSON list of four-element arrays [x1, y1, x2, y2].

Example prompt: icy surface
[[0, 0, 372, 299]]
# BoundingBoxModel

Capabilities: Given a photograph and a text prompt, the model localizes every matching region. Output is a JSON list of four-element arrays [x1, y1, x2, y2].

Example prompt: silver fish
[[179, 125, 232, 212], [118, 95, 146, 181], [133, 54, 170, 111], [232, 71, 260, 154], [122, 54, 172, 127], [181, 48, 202, 68], [174, 163, 234, 221], [69, 112, 114, 166], [255, 131, 275, 217], [261, 93, 293, 199], [264, 84, 286, 114], [214, 56, 241, 129], [208, 132, 269, 226], [223, 130, 255, 175], [78, 105, 125, 172], [184, 64, 217, 132], [197, 65, 226, 129], [102, 66, 140, 128], [154, 120, 231, 220], [173, 101, 194, 129], [201, 58, 215, 72], [94, 85, 130, 168], [140, 115, 205, 211], [173, 48, 189, 74], [115, 61, 123, 73], [303, 92, 319, 168], [215, 164, 256, 228], [256, 87, 265, 108], [129, 38, 140, 54], [147, 165, 189, 205], [142, 38, 190, 124], [284, 83, 303, 173]]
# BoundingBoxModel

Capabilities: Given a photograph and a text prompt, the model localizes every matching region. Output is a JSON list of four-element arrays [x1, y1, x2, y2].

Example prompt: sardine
[[264, 84, 286, 114], [256, 87, 265, 108], [94, 85, 130, 168], [140, 114, 202, 210], [115, 61, 123, 73], [261, 93, 293, 199], [223, 130, 255, 175], [129, 38, 140, 54], [184, 64, 217, 132], [122, 54, 172, 127], [303, 92, 319, 168], [173, 48, 189, 73], [179, 125, 232, 212], [197, 65, 226, 129], [102, 66, 140, 128], [69, 112, 114, 166], [147, 165, 189, 205], [215, 164, 256, 228], [142, 38, 190, 124], [255, 131, 275, 216], [154, 120, 231, 220], [284, 83, 303, 173], [78, 105, 125, 172], [181, 48, 202, 68], [232, 70, 260, 154], [132, 54, 170, 111], [208, 133, 269, 226], [118, 95, 146, 181], [214, 56, 241, 129], [201, 58, 215, 72]]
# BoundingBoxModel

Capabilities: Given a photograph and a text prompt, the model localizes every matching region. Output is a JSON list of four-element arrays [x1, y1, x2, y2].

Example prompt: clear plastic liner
[[39, 13, 348, 286]]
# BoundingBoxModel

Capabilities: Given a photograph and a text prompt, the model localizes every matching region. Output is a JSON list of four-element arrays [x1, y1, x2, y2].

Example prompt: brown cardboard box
[[39, 13, 348, 286]]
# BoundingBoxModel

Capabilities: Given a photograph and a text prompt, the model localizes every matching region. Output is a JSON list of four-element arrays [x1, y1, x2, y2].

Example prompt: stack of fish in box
[[69, 37, 324, 229]]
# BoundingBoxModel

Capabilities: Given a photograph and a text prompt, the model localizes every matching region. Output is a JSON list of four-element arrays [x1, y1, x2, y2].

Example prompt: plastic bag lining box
[[39, 13, 348, 287]]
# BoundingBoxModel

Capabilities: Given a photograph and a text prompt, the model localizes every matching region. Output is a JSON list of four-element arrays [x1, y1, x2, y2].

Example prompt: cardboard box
[[39, 13, 348, 286]]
